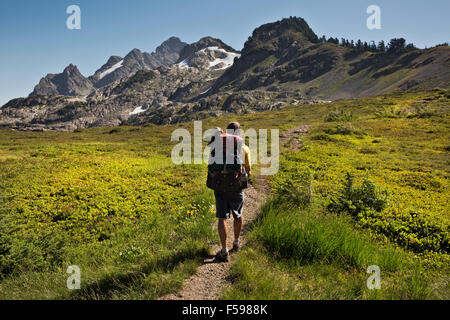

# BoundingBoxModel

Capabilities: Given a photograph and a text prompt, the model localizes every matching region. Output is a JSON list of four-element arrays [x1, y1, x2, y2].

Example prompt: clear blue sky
[[0, 0, 448, 106]]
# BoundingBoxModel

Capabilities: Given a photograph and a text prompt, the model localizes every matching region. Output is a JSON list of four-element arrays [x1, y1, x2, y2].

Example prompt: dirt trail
[[159, 125, 309, 300]]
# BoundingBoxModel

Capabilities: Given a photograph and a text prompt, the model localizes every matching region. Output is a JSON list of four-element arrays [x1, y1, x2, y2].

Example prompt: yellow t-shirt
[[242, 144, 251, 173]]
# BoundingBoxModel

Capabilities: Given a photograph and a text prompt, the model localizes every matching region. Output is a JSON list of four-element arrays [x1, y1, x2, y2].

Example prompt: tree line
[[319, 36, 418, 53]]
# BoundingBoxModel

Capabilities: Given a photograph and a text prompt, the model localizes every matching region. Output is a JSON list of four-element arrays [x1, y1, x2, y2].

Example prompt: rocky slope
[[1, 17, 449, 131], [30, 64, 94, 97], [29, 37, 188, 98], [90, 37, 188, 88], [210, 18, 450, 100], [88, 56, 124, 88]]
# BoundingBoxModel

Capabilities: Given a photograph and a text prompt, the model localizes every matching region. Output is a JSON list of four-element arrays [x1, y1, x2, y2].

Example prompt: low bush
[[328, 173, 449, 254], [310, 133, 337, 142], [328, 172, 389, 217], [271, 164, 313, 207], [324, 124, 365, 136], [374, 106, 405, 119], [357, 209, 449, 254], [108, 127, 122, 134], [406, 107, 438, 118], [325, 108, 355, 122]]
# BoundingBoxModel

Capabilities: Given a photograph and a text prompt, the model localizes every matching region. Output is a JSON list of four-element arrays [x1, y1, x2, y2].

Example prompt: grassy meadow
[[0, 88, 448, 299]]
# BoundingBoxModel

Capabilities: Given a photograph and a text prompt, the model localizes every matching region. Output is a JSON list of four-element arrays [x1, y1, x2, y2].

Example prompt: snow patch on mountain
[[129, 105, 146, 115], [99, 60, 124, 80], [176, 46, 240, 70], [177, 59, 189, 69], [201, 47, 241, 70]]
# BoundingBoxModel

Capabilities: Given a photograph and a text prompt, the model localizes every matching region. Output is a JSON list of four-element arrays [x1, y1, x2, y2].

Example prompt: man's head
[[226, 122, 241, 136]]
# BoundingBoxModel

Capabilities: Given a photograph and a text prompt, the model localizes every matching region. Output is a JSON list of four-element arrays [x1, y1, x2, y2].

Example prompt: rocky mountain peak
[[105, 56, 123, 65], [90, 38, 187, 88], [30, 64, 93, 97], [126, 48, 143, 59], [63, 64, 78, 73], [242, 17, 319, 54], [177, 37, 239, 63], [88, 56, 123, 85], [155, 37, 186, 54], [153, 37, 187, 66], [250, 17, 318, 42]]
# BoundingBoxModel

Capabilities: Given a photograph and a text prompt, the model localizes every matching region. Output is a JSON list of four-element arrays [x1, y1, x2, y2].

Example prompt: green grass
[[0, 124, 220, 298], [223, 187, 444, 300], [224, 246, 433, 300], [0, 88, 448, 299], [254, 202, 406, 270], [0, 188, 217, 299]]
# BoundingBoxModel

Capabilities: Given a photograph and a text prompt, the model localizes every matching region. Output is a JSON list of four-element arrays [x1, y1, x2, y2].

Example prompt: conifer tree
[[377, 40, 386, 52], [356, 39, 363, 50]]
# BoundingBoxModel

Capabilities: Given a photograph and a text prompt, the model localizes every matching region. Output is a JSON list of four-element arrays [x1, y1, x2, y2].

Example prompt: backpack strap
[[214, 133, 244, 173], [234, 136, 237, 165]]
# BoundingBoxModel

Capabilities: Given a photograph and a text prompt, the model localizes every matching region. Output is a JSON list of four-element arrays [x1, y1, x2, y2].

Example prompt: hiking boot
[[216, 248, 229, 262], [232, 239, 240, 252]]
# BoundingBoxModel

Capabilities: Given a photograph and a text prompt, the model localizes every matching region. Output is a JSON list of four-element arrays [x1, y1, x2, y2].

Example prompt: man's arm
[[243, 145, 251, 176]]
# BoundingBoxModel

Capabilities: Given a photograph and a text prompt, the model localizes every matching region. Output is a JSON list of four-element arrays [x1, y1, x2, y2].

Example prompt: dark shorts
[[214, 190, 244, 219]]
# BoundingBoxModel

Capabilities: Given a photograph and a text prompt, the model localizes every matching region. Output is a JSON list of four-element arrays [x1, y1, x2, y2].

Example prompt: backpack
[[206, 133, 248, 193]]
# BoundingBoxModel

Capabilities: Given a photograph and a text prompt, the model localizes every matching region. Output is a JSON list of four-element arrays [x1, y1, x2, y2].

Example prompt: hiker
[[206, 122, 251, 261]]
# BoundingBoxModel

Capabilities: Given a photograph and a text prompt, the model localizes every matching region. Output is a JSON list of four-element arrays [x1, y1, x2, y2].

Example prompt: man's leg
[[233, 216, 243, 241], [231, 191, 244, 246], [218, 218, 227, 250]]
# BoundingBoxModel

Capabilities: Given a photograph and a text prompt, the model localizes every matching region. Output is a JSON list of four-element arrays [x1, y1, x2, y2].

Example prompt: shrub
[[374, 106, 405, 118], [328, 173, 449, 254], [328, 172, 389, 217], [359, 147, 378, 154], [324, 123, 365, 136], [310, 133, 337, 142], [108, 127, 122, 134], [325, 108, 355, 122], [272, 165, 313, 207], [406, 107, 438, 118], [357, 209, 449, 254]]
